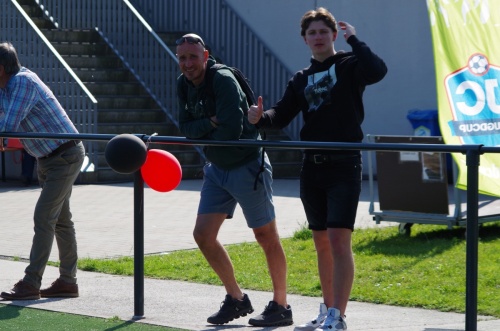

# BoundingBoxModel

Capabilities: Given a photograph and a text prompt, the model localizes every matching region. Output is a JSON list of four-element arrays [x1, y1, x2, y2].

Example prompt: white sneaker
[[314, 307, 347, 331], [294, 303, 328, 331]]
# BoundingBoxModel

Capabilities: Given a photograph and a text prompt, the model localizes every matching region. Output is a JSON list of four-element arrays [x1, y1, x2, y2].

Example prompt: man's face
[[304, 20, 337, 58], [176, 43, 208, 86]]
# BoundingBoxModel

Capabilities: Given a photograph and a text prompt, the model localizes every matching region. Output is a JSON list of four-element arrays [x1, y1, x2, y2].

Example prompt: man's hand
[[210, 115, 218, 128], [338, 21, 356, 40], [248, 96, 264, 125]]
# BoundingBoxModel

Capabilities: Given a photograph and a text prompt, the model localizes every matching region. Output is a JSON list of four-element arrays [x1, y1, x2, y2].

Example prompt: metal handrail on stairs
[[10, 0, 98, 105], [33, 0, 181, 127]]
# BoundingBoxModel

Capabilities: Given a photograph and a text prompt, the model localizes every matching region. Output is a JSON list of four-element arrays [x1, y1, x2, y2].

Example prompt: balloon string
[[146, 133, 158, 150]]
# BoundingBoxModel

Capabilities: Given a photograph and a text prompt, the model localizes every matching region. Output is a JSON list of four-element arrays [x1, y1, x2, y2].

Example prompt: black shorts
[[299, 155, 362, 231]]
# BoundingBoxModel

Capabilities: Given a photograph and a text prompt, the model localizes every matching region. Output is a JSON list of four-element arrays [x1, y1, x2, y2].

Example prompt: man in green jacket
[[176, 33, 292, 327]]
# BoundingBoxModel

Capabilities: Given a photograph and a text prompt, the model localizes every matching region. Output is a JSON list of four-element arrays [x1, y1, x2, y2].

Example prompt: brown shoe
[[0, 280, 40, 300], [40, 278, 79, 298]]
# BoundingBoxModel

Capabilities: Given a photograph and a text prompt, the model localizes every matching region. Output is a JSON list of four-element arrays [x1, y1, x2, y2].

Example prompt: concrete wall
[[226, 0, 439, 148]]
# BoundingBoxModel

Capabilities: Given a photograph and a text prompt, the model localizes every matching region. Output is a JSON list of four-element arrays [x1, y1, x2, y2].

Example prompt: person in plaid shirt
[[0, 42, 84, 300]]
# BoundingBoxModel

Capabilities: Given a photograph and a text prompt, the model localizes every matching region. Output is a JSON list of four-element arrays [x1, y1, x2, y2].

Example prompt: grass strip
[[77, 223, 500, 318]]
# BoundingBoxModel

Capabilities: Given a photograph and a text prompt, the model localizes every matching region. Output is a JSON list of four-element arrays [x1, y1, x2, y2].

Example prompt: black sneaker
[[207, 293, 254, 325], [248, 300, 293, 327]]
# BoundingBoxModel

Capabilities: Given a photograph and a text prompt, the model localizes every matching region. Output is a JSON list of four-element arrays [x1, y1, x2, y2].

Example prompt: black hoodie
[[258, 35, 387, 156]]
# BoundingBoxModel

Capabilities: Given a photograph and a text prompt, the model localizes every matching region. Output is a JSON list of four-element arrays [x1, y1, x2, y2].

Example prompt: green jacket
[[177, 57, 261, 170]]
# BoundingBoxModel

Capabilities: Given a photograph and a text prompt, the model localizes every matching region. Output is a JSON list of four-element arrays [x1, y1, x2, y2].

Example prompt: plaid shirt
[[0, 67, 79, 158]]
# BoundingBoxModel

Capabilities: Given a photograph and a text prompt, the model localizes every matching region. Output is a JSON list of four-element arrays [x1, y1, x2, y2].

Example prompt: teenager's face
[[176, 43, 208, 86], [303, 20, 337, 59]]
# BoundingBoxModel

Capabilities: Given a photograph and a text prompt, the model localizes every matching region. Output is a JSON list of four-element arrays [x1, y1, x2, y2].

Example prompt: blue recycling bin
[[407, 109, 453, 183], [406, 109, 440, 136]]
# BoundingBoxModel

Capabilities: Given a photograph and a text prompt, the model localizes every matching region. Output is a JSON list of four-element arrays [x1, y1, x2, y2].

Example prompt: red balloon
[[141, 149, 182, 192]]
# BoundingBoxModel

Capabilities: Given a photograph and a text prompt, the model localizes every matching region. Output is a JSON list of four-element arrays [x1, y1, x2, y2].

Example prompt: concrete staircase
[[17, 0, 302, 182], [17, 0, 204, 183]]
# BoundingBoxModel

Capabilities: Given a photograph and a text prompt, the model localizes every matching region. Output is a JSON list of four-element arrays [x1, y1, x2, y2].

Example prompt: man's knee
[[193, 214, 225, 247], [253, 220, 280, 246], [192, 227, 205, 245]]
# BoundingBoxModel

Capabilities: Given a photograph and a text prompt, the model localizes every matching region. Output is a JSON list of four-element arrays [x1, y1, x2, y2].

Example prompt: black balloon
[[105, 134, 147, 174]]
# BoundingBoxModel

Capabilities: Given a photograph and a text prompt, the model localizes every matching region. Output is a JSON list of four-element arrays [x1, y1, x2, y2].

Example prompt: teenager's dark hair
[[0, 42, 21, 75], [300, 7, 337, 36]]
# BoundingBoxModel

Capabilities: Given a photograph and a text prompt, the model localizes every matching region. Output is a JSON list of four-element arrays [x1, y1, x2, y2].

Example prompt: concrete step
[[17, 0, 36, 5], [98, 109, 166, 123], [96, 123, 177, 135], [93, 140, 196, 153], [52, 42, 113, 56], [42, 29, 101, 43], [73, 68, 135, 82], [85, 82, 149, 96], [96, 96, 160, 109], [17, 0, 56, 28], [20, 4, 43, 17], [61, 55, 124, 69], [31, 17, 56, 29]]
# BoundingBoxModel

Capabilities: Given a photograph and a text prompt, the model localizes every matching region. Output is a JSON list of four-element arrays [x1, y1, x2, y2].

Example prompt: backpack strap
[[204, 63, 256, 113], [203, 63, 225, 105]]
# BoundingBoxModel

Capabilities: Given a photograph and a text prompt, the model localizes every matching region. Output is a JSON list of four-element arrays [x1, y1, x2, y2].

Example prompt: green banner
[[427, 0, 500, 196]]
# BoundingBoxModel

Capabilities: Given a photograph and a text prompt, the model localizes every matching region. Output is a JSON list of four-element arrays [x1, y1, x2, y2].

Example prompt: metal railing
[[0, 130, 496, 331], [1, 0, 98, 161]]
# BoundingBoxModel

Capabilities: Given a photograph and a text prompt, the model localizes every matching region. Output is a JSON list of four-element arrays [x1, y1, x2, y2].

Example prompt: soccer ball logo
[[468, 54, 489, 76]]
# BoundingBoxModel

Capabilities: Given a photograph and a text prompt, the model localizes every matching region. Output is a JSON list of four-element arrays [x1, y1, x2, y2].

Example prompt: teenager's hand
[[248, 96, 264, 124], [338, 21, 356, 40]]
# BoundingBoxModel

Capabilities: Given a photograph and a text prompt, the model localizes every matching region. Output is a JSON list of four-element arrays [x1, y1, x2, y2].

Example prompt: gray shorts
[[198, 153, 275, 229]]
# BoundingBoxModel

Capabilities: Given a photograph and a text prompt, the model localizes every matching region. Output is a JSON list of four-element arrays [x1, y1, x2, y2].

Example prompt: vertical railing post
[[1, 152, 6, 182], [465, 147, 481, 331], [133, 170, 145, 319]]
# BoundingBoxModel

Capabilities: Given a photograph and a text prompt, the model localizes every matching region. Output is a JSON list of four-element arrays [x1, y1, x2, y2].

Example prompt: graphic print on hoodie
[[304, 64, 337, 112]]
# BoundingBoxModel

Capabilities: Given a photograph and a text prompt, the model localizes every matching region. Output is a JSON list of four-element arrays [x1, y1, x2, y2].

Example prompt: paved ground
[[0, 179, 392, 261], [1, 178, 500, 330]]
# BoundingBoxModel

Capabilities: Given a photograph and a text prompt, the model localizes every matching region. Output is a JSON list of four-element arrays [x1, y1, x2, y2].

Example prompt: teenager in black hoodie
[[248, 7, 387, 331]]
